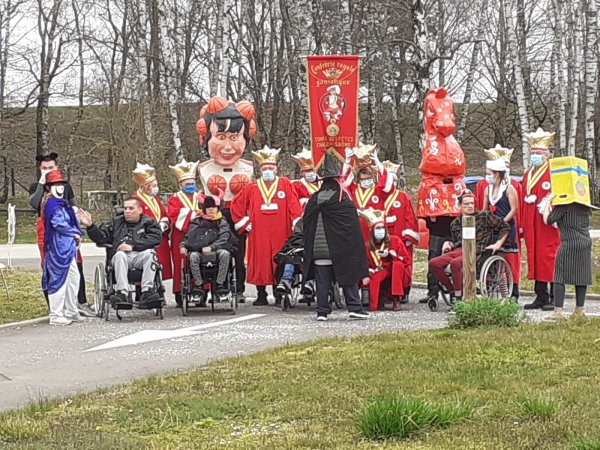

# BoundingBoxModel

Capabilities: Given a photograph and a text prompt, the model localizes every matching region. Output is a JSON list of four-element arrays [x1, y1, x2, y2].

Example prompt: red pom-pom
[[248, 120, 256, 137], [207, 96, 229, 114], [196, 118, 207, 137], [229, 174, 250, 195], [199, 104, 207, 119], [207, 174, 227, 195], [436, 87, 448, 99], [236, 101, 255, 120]]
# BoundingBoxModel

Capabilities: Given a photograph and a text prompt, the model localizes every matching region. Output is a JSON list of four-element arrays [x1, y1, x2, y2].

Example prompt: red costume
[[366, 235, 411, 311], [521, 162, 559, 282], [293, 178, 321, 207], [167, 191, 199, 293], [416, 87, 466, 218], [231, 176, 302, 286], [133, 190, 173, 280]]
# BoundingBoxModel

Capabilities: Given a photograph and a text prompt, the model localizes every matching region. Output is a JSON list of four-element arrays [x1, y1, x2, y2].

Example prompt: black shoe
[[523, 299, 549, 310], [253, 294, 269, 306], [274, 294, 282, 307], [316, 314, 328, 322], [349, 310, 369, 320], [138, 290, 160, 309], [109, 292, 129, 307], [419, 293, 437, 304], [400, 296, 409, 304], [275, 282, 288, 294], [216, 284, 229, 297], [175, 293, 183, 308], [236, 292, 246, 303], [542, 302, 555, 311]]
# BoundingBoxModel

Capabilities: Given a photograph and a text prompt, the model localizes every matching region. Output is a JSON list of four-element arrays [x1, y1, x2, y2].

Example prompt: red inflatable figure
[[417, 87, 466, 217]]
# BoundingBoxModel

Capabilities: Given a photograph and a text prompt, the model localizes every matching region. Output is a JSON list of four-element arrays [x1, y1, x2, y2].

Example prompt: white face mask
[[262, 170, 275, 182], [51, 185, 65, 199], [485, 175, 495, 185], [305, 171, 317, 183], [360, 179, 374, 189], [150, 187, 159, 197], [374, 229, 386, 240]]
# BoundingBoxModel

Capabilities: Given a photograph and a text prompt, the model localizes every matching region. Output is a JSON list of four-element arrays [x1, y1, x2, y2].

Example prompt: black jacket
[[86, 214, 162, 259], [180, 217, 233, 253], [303, 181, 369, 287]]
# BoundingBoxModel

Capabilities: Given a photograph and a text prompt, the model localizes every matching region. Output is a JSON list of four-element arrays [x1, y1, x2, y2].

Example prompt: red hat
[[45, 170, 66, 185]]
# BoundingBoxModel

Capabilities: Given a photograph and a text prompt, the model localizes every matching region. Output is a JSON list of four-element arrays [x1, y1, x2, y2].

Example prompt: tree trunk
[[584, 0, 597, 200], [437, 0, 445, 87], [210, 0, 224, 97], [552, 0, 567, 155], [293, 0, 311, 150], [219, 0, 231, 97], [412, 0, 432, 148], [157, 0, 184, 161], [456, 4, 486, 144], [567, 1, 582, 157], [340, 0, 352, 54], [504, 0, 531, 168], [516, 0, 534, 123]]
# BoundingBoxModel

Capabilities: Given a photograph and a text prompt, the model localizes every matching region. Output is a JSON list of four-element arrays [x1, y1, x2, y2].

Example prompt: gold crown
[[353, 142, 377, 168], [382, 160, 400, 174], [358, 208, 386, 228], [132, 162, 156, 186], [169, 159, 199, 182], [484, 144, 514, 163], [323, 68, 344, 79], [292, 148, 315, 171], [252, 146, 281, 166], [525, 128, 555, 150]]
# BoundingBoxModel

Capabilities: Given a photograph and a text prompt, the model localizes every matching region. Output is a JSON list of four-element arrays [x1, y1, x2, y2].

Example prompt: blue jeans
[[282, 264, 294, 282]]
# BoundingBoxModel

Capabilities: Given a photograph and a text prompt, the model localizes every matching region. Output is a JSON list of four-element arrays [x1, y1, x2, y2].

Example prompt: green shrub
[[355, 396, 474, 440], [573, 438, 600, 450], [449, 297, 524, 329], [516, 395, 556, 420]]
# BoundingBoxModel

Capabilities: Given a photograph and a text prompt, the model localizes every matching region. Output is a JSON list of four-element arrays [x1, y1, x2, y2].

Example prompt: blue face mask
[[360, 179, 374, 189], [183, 184, 197, 194], [485, 175, 495, 185], [530, 154, 544, 167], [262, 170, 275, 182]]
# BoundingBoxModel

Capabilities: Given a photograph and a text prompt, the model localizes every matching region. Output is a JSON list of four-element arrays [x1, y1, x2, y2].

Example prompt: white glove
[[344, 147, 354, 164], [404, 240, 412, 247], [247, 223, 252, 232], [160, 222, 169, 233], [370, 150, 381, 168], [377, 249, 389, 258], [537, 196, 549, 215], [39, 170, 49, 185]]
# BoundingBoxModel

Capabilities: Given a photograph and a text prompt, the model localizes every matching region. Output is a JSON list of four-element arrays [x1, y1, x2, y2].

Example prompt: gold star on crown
[[291, 148, 315, 171], [358, 208, 385, 228], [251, 146, 281, 166], [353, 142, 377, 168], [132, 162, 156, 186], [484, 144, 514, 163], [169, 159, 199, 182], [525, 128, 555, 150]]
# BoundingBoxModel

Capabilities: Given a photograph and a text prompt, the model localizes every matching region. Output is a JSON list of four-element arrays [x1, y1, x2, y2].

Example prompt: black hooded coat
[[302, 180, 369, 287]]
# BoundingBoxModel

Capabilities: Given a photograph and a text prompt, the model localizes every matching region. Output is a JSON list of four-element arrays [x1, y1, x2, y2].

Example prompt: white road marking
[[85, 314, 267, 352]]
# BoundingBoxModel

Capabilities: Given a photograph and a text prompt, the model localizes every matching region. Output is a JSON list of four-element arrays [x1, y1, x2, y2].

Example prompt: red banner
[[306, 55, 360, 168]]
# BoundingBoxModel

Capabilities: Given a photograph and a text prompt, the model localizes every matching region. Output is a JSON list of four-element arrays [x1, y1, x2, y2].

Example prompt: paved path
[[2, 244, 600, 414]]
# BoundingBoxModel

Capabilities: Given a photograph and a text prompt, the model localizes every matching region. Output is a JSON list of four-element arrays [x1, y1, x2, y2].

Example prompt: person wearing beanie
[[180, 192, 234, 303]]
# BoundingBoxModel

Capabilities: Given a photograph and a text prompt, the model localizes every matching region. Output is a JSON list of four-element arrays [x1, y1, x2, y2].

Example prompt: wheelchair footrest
[[113, 302, 133, 310]]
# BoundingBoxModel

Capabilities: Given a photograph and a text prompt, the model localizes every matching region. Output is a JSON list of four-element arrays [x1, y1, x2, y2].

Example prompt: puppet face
[[208, 121, 247, 167], [50, 184, 65, 199]]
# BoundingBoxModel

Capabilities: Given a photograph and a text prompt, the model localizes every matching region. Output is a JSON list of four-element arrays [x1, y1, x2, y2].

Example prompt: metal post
[[462, 215, 476, 301]]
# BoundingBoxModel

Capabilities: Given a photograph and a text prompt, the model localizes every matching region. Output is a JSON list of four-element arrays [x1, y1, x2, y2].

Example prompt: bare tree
[[583, 0, 596, 197]]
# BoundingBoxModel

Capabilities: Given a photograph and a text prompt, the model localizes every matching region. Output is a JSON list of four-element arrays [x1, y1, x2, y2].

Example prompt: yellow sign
[[549, 156, 591, 206]]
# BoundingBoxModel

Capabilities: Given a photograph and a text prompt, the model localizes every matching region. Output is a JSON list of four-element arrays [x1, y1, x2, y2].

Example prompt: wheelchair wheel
[[330, 282, 343, 309], [182, 268, 190, 317], [94, 263, 107, 318], [479, 255, 513, 300], [428, 297, 439, 312]]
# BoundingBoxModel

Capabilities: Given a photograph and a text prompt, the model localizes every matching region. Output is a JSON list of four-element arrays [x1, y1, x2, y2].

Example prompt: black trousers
[[314, 264, 362, 315], [427, 235, 449, 296], [42, 261, 87, 306], [534, 280, 554, 303], [223, 207, 247, 294]]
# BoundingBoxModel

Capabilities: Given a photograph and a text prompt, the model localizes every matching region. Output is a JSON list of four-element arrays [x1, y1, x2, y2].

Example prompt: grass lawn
[[2, 320, 600, 448], [0, 270, 48, 325]]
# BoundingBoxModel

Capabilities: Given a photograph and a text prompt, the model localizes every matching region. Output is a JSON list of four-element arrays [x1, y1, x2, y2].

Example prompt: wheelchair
[[93, 245, 166, 321], [274, 253, 344, 311], [429, 250, 514, 312], [180, 251, 237, 316]]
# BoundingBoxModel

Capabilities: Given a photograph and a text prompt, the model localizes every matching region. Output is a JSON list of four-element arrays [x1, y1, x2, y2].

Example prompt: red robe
[[133, 190, 173, 280], [383, 188, 418, 278], [365, 235, 411, 311], [167, 191, 199, 293], [475, 178, 523, 282], [293, 178, 321, 207], [520, 163, 560, 282], [345, 167, 394, 241], [231, 177, 302, 286]]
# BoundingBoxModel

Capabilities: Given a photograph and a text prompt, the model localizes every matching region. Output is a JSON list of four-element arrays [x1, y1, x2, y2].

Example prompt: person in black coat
[[180, 195, 233, 299], [77, 198, 162, 308], [302, 151, 369, 321]]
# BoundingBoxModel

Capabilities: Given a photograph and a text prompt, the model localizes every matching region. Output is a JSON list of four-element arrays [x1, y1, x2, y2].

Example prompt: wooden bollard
[[462, 215, 476, 301]]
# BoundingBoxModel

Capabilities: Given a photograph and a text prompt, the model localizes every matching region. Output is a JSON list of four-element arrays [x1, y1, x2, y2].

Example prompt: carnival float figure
[[196, 96, 258, 301]]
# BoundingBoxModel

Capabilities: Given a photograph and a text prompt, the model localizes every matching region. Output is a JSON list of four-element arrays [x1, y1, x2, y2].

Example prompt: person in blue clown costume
[[41, 170, 84, 326]]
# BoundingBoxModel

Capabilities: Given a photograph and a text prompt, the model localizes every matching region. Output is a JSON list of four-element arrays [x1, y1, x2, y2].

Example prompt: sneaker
[[316, 314, 328, 322], [78, 303, 96, 317], [49, 316, 72, 326], [349, 310, 369, 320], [138, 290, 160, 309], [216, 284, 229, 297], [66, 314, 85, 323], [275, 283, 287, 294], [109, 292, 129, 307]]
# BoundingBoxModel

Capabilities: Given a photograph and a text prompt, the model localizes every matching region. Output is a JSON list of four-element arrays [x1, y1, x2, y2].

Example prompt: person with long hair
[[360, 208, 411, 312]]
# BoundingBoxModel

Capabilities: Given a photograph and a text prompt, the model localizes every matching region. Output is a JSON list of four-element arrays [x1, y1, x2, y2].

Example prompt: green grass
[[3, 321, 600, 448], [0, 269, 48, 324], [449, 297, 524, 329], [573, 438, 600, 450]]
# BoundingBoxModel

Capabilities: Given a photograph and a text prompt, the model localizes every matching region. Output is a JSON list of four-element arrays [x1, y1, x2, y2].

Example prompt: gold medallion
[[327, 123, 340, 137]]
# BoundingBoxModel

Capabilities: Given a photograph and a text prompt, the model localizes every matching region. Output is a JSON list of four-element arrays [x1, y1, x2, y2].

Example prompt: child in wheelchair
[[180, 194, 234, 303]]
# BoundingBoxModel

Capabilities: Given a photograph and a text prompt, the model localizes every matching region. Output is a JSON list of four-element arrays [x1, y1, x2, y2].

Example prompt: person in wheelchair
[[429, 189, 511, 302], [76, 198, 162, 308], [179, 194, 232, 301]]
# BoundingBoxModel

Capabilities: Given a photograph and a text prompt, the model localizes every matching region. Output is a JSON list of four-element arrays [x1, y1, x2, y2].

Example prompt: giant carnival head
[[424, 87, 456, 138], [196, 96, 257, 167]]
